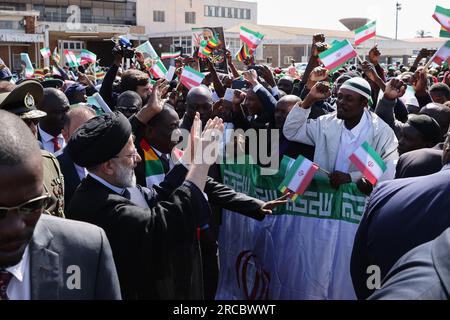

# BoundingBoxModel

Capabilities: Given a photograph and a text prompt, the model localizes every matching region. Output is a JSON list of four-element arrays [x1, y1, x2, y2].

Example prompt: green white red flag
[[433, 5, 450, 33], [80, 49, 97, 64], [441, 27, 450, 38], [349, 141, 386, 185], [150, 59, 168, 79], [64, 50, 79, 67], [40, 47, 51, 59], [240, 26, 264, 50], [432, 41, 450, 65], [354, 21, 376, 46], [180, 66, 205, 90], [279, 155, 319, 201], [161, 51, 181, 60], [318, 39, 357, 72], [52, 47, 60, 64]]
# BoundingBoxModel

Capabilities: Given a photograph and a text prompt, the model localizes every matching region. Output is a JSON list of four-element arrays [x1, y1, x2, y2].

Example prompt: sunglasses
[[0, 193, 51, 219]]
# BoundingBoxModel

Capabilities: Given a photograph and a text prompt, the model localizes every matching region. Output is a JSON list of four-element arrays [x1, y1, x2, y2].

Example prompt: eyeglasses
[[113, 148, 139, 160], [0, 193, 51, 219]]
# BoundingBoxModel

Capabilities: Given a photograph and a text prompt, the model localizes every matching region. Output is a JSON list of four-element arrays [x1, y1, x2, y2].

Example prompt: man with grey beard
[[65, 110, 225, 300]]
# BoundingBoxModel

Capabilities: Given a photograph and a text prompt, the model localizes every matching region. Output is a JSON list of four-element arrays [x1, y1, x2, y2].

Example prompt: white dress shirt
[[38, 125, 66, 154], [6, 245, 30, 300], [334, 111, 369, 173], [74, 163, 88, 181], [89, 173, 148, 209]]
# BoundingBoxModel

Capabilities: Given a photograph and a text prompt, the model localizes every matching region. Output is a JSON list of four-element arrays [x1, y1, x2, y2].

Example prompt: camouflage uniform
[[42, 150, 65, 218]]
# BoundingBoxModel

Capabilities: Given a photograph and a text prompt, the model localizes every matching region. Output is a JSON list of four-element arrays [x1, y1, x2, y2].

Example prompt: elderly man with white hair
[[283, 77, 398, 194]]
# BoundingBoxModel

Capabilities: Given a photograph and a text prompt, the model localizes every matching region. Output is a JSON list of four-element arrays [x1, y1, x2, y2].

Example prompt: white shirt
[[38, 125, 66, 154], [6, 245, 30, 300], [89, 173, 148, 209], [74, 163, 88, 181], [334, 111, 370, 173]]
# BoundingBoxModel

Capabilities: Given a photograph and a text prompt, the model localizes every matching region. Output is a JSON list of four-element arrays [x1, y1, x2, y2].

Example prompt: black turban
[[407, 114, 442, 145], [67, 111, 132, 168]]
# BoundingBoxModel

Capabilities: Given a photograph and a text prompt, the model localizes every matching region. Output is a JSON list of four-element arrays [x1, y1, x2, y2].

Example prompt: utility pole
[[395, 2, 402, 41]]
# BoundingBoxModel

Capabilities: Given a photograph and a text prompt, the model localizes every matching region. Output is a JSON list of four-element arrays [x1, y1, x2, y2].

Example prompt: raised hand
[[260, 193, 289, 215], [368, 45, 381, 65], [242, 69, 259, 87], [384, 78, 406, 101], [309, 66, 328, 82]]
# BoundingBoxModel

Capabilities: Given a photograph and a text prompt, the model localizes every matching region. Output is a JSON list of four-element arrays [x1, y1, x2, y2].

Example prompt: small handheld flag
[[349, 141, 386, 185], [236, 43, 253, 62], [431, 41, 450, 65], [80, 49, 97, 64], [240, 26, 264, 50], [20, 53, 34, 78], [149, 59, 168, 79], [180, 66, 205, 90], [64, 50, 79, 68], [433, 5, 450, 33], [161, 51, 181, 60], [354, 21, 376, 46], [52, 47, 60, 64], [318, 40, 358, 72], [279, 155, 319, 201], [40, 47, 51, 59]]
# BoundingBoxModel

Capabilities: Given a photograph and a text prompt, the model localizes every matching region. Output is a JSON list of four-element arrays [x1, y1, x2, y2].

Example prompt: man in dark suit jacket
[[394, 143, 443, 179], [0, 110, 120, 300], [369, 228, 450, 300], [57, 106, 96, 210], [133, 105, 287, 299], [351, 132, 450, 299]]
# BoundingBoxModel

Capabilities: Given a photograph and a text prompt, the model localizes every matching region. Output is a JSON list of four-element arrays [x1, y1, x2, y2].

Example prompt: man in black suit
[[0, 110, 120, 300], [57, 106, 96, 211], [369, 228, 450, 300], [65, 82, 238, 300], [395, 143, 443, 179], [134, 104, 287, 299], [351, 131, 450, 299]]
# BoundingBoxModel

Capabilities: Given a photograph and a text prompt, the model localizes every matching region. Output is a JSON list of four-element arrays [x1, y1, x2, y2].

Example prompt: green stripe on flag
[[240, 26, 264, 39], [318, 40, 349, 59], [361, 141, 386, 171], [183, 66, 204, 78], [354, 21, 376, 34], [441, 28, 450, 38], [435, 5, 450, 16]]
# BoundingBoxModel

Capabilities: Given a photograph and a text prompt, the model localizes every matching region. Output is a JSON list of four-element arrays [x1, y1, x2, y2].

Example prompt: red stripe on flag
[[240, 35, 258, 49], [296, 164, 319, 195], [349, 154, 378, 185], [355, 32, 376, 46], [180, 76, 201, 90], [433, 14, 450, 32], [323, 51, 357, 71]]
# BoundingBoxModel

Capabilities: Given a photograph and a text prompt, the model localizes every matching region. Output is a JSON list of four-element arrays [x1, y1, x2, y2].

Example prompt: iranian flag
[[319, 39, 357, 72], [52, 47, 60, 64], [64, 50, 79, 67], [240, 26, 264, 50], [80, 49, 97, 64], [161, 51, 181, 60], [349, 141, 386, 185], [40, 47, 51, 59], [432, 41, 450, 65], [180, 66, 205, 90], [354, 21, 376, 46], [150, 59, 168, 79], [433, 5, 450, 33], [279, 155, 319, 201]]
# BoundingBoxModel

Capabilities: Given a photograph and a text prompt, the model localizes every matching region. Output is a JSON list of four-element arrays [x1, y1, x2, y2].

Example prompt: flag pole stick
[[423, 51, 437, 71], [317, 166, 331, 176]]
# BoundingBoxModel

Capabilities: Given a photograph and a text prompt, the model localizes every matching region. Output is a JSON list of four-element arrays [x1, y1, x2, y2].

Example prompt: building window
[[185, 12, 196, 24], [214, 6, 219, 17], [245, 9, 251, 20], [153, 10, 165, 22], [173, 36, 192, 55], [266, 57, 273, 64], [233, 8, 238, 19], [284, 56, 294, 65], [225, 37, 241, 57]]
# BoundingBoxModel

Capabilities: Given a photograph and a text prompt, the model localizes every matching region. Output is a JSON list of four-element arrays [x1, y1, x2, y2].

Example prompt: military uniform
[[0, 80, 66, 218], [42, 150, 65, 217]]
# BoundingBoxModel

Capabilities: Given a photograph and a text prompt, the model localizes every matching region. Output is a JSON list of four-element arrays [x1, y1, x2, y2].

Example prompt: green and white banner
[[216, 157, 367, 300]]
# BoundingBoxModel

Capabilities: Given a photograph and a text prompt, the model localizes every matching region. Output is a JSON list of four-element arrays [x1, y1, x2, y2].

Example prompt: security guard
[[0, 80, 65, 217]]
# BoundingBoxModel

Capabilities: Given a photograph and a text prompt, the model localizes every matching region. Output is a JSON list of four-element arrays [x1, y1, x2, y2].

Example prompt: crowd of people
[[0, 32, 450, 300]]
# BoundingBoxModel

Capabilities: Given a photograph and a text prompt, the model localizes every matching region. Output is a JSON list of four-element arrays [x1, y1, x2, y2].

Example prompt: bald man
[[37, 88, 70, 154], [0, 110, 120, 300], [180, 85, 213, 131], [57, 106, 97, 210]]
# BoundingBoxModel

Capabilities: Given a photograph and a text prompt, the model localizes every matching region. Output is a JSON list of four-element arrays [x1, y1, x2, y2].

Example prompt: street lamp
[[395, 2, 402, 41]]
